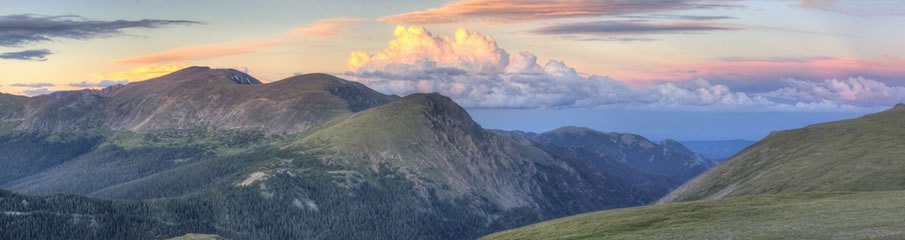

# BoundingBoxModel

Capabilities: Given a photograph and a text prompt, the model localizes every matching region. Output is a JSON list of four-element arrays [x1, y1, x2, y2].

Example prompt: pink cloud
[[291, 18, 367, 37], [620, 57, 905, 85], [111, 39, 304, 65], [378, 0, 733, 24]]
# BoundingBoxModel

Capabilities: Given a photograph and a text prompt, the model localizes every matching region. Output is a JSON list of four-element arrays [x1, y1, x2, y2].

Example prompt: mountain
[[16, 66, 398, 133], [660, 104, 905, 203], [680, 140, 756, 162], [533, 126, 714, 181], [480, 190, 905, 240], [0, 67, 679, 239]]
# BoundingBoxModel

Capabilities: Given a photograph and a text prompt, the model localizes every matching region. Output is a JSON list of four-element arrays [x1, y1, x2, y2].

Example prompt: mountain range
[[0, 67, 713, 240], [482, 104, 905, 240]]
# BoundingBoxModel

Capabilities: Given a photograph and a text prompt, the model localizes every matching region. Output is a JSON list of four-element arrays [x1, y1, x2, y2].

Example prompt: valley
[[0, 68, 715, 239]]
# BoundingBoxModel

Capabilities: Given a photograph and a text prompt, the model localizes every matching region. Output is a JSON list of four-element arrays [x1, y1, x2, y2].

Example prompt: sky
[[1, 0, 903, 140]]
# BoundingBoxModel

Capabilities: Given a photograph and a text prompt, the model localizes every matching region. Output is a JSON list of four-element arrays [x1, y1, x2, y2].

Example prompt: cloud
[[621, 14, 735, 21], [91, 64, 188, 81], [347, 26, 509, 72], [674, 15, 735, 21], [378, 0, 736, 24], [762, 77, 905, 105], [718, 56, 835, 63], [111, 39, 303, 64], [578, 37, 658, 42], [69, 80, 129, 88], [291, 18, 366, 37], [344, 26, 903, 111], [529, 21, 737, 35], [0, 49, 52, 61], [10, 82, 55, 88], [634, 57, 905, 89], [0, 14, 201, 47], [22, 88, 52, 96], [796, 0, 905, 16]]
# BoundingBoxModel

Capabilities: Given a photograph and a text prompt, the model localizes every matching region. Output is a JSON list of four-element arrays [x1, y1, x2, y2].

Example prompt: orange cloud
[[91, 64, 189, 81], [291, 18, 366, 36], [379, 0, 728, 24], [347, 26, 507, 71], [111, 39, 304, 65]]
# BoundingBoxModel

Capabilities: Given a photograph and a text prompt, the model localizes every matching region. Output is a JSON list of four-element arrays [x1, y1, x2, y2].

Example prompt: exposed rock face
[[222, 69, 261, 85]]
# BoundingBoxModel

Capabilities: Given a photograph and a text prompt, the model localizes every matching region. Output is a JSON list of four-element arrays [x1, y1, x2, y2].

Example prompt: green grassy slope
[[660, 105, 905, 203], [481, 191, 905, 240]]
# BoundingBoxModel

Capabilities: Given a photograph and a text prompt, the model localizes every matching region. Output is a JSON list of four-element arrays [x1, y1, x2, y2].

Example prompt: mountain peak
[[399, 92, 445, 104], [274, 73, 355, 90], [147, 66, 261, 86], [395, 93, 474, 122]]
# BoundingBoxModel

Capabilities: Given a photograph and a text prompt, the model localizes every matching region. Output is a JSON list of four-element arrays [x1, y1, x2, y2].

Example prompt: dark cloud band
[[69, 80, 129, 88], [10, 82, 55, 88], [530, 21, 736, 35], [0, 49, 52, 61], [0, 14, 202, 47]]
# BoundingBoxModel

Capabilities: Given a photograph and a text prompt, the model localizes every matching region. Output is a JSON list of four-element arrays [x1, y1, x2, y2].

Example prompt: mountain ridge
[[659, 104, 905, 203], [12, 66, 398, 134], [0, 66, 696, 239]]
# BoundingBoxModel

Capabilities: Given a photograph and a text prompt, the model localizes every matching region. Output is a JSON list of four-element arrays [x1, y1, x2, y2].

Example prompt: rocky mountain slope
[[660, 104, 905, 203], [0, 67, 701, 239]]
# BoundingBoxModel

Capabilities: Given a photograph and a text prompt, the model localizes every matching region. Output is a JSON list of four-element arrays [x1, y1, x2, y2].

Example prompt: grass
[[662, 107, 905, 203], [481, 190, 905, 240]]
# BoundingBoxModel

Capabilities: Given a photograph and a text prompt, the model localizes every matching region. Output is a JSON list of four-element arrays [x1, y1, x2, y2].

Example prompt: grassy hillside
[[660, 105, 905, 203], [681, 140, 756, 162], [482, 191, 905, 240]]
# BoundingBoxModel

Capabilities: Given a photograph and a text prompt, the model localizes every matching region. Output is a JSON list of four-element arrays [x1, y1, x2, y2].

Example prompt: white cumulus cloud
[[343, 26, 903, 111]]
